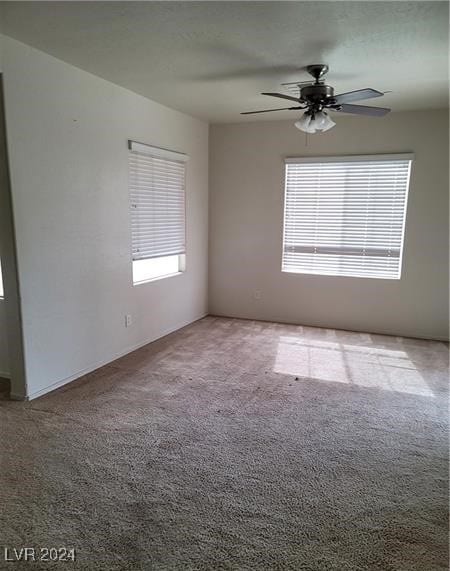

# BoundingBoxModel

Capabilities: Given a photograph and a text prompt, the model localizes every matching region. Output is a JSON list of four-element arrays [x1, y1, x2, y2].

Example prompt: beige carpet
[[0, 316, 448, 570]]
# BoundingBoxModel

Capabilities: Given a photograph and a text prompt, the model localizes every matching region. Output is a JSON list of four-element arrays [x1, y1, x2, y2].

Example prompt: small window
[[282, 154, 413, 279], [128, 141, 188, 284]]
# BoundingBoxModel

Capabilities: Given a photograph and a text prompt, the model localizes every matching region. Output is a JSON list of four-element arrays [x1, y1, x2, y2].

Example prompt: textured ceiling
[[1, 2, 448, 123]]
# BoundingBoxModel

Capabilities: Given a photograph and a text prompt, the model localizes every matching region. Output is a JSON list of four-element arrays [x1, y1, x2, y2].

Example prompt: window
[[128, 141, 188, 284], [282, 154, 413, 279]]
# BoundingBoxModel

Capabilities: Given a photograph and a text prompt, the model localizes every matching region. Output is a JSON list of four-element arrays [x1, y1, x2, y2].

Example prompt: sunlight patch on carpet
[[273, 336, 434, 397]]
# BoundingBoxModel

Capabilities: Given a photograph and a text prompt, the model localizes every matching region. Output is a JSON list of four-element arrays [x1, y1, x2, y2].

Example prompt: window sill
[[133, 271, 183, 286]]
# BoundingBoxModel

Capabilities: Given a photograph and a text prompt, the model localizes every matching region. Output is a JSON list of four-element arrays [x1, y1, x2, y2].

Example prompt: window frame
[[281, 153, 414, 280], [128, 140, 188, 286]]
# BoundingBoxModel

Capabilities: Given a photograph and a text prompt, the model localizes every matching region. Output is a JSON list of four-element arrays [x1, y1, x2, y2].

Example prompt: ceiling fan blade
[[281, 81, 313, 86], [261, 92, 301, 103], [333, 103, 391, 116], [241, 106, 304, 115], [332, 88, 384, 104]]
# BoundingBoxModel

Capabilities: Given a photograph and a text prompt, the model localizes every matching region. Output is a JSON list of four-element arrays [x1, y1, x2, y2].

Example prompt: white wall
[[2, 36, 208, 399], [209, 111, 449, 340]]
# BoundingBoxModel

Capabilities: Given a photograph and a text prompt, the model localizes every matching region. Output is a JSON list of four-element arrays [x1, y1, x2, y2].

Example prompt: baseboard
[[208, 312, 449, 343], [25, 312, 208, 401]]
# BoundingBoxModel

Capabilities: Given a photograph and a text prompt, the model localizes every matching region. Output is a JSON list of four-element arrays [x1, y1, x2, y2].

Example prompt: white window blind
[[128, 140, 188, 261], [282, 154, 413, 279]]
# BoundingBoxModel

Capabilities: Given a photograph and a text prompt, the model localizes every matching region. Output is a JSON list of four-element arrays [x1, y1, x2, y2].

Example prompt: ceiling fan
[[241, 64, 391, 133]]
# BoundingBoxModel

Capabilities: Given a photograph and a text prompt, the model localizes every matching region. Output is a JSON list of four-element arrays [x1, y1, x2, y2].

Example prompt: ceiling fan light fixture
[[295, 110, 336, 134], [314, 110, 336, 132], [294, 112, 315, 133]]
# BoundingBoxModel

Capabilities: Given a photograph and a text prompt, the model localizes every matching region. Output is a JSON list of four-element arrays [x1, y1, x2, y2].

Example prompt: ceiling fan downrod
[[306, 64, 329, 84]]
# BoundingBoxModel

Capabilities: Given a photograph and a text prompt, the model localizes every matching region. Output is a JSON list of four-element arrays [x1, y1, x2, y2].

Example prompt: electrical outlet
[[253, 290, 262, 301], [125, 314, 132, 327]]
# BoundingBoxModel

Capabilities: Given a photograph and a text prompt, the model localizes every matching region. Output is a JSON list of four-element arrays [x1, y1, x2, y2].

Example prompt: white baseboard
[[24, 312, 208, 401]]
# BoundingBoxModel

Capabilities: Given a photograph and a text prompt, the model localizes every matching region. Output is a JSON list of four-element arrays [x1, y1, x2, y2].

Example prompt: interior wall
[[2, 36, 208, 399], [209, 110, 449, 340], [0, 34, 8, 377], [0, 33, 26, 391]]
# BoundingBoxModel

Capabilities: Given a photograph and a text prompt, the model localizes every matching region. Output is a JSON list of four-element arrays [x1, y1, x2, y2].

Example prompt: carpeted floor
[[0, 316, 448, 570]]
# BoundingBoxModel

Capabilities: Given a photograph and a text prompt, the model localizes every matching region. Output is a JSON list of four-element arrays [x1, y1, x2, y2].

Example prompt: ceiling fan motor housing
[[300, 84, 335, 106]]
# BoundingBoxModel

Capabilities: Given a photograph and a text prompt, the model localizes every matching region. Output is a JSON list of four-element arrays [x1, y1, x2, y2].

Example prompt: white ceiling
[[1, 2, 448, 123]]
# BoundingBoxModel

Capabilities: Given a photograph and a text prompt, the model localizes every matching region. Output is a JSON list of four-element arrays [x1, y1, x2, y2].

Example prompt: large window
[[128, 141, 187, 284], [282, 154, 413, 279]]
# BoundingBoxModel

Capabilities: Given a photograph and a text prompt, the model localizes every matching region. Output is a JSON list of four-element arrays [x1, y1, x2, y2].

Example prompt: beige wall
[[209, 111, 449, 340], [2, 36, 208, 399]]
